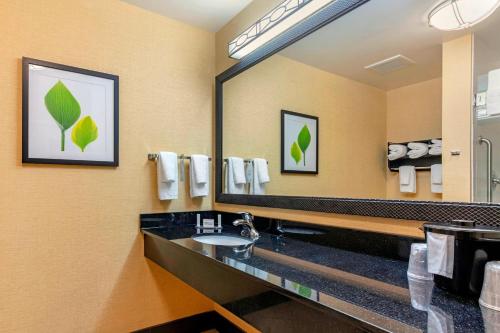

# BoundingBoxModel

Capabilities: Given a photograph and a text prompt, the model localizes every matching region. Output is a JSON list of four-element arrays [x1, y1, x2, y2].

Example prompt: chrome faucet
[[233, 212, 259, 240]]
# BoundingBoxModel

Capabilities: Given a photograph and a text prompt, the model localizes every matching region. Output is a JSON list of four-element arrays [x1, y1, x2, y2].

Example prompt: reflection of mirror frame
[[214, 0, 500, 226]]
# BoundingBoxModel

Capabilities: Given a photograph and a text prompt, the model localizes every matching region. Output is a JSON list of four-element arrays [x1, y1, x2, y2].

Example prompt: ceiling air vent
[[364, 55, 415, 74]]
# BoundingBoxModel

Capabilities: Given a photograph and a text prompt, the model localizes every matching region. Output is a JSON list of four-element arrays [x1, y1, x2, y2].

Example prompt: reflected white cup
[[408, 276, 434, 311], [480, 261, 500, 311], [408, 243, 434, 280], [481, 304, 500, 333]]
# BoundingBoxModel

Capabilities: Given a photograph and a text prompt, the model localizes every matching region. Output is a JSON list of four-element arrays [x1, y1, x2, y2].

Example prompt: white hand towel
[[191, 154, 209, 184], [431, 164, 443, 194], [254, 158, 270, 183], [189, 155, 209, 198], [487, 69, 500, 116], [399, 165, 416, 193], [159, 152, 177, 182], [249, 159, 269, 195], [427, 232, 455, 278], [157, 152, 178, 200], [226, 158, 246, 194], [229, 157, 246, 184], [388, 144, 407, 161]]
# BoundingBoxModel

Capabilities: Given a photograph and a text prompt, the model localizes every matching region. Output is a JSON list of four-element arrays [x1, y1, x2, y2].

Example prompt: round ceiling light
[[428, 0, 500, 31]]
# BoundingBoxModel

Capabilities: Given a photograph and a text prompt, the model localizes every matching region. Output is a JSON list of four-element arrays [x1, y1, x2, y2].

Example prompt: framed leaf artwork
[[281, 110, 318, 174], [22, 58, 119, 166]]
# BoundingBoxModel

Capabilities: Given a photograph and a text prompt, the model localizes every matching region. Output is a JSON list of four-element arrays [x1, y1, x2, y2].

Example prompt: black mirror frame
[[214, 0, 500, 227]]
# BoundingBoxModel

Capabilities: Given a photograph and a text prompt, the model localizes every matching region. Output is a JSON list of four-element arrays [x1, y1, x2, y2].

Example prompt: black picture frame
[[22, 57, 119, 167], [281, 110, 319, 174]]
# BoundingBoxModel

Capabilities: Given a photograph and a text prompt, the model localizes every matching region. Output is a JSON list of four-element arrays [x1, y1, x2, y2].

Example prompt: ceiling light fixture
[[428, 0, 500, 31], [228, 0, 336, 60]]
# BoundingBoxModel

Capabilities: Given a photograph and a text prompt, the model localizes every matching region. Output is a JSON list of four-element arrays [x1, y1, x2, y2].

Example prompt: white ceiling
[[279, 0, 475, 90], [121, 0, 253, 32]]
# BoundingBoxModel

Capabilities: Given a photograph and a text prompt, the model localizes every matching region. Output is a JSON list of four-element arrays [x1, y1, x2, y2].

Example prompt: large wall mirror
[[216, 0, 500, 223]]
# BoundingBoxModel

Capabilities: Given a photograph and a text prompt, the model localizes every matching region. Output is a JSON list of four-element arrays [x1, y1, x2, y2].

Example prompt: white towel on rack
[[254, 158, 270, 183], [431, 164, 443, 194], [388, 144, 407, 161], [157, 152, 178, 200], [158, 152, 177, 182], [189, 154, 209, 198], [191, 154, 209, 184], [226, 157, 246, 194], [399, 165, 416, 193], [230, 157, 246, 184], [250, 158, 270, 195], [407, 142, 429, 159]]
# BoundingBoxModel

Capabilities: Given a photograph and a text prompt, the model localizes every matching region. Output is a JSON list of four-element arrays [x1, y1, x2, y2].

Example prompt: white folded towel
[[229, 157, 246, 184], [189, 155, 209, 198], [427, 232, 455, 278], [250, 158, 270, 195], [431, 139, 442, 146], [191, 154, 209, 184], [429, 146, 442, 156], [408, 142, 429, 150], [157, 152, 178, 200], [399, 165, 416, 193], [159, 152, 177, 182], [487, 69, 500, 116], [254, 158, 270, 183], [407, 142, 429, 159], [226, 157, 246, 194], [431, 164, 443, 194], [388, 144, 408, 161]]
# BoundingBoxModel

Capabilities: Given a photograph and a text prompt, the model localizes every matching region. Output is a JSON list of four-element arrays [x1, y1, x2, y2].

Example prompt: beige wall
[[224, 55, 387, 198], [386, 78, 443, 201], [442, 34, 473, 202], [0, 1, 218, 332]]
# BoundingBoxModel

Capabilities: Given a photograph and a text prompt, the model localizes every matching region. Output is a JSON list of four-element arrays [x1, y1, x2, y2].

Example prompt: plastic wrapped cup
[[407, 243, 434, 280], [480, 304, 500, 333], [408, 276, 434, 311]]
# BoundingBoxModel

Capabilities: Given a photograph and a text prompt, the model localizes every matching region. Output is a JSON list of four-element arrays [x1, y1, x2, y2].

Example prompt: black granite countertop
[[141, 214, 491, 333]]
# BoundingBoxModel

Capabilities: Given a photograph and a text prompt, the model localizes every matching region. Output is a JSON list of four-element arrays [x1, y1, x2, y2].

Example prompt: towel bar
[[223, 158, 269, 164], [148, 153, 212, 162], [389, 166, 431, 171]]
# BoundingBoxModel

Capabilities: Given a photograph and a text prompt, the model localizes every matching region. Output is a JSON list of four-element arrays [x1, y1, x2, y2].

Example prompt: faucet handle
[[237, 212, 253, 221]]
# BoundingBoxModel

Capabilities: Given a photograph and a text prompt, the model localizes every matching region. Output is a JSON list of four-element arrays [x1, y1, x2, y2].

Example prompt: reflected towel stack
[[407, 142, 429, 159], [429, 139, 442, 156], [388, 144, 407, 161]]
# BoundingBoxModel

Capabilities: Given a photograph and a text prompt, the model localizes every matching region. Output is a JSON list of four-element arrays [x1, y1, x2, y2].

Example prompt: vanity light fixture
[[228, 0, 336, 59], [428, 0, 500, 31]]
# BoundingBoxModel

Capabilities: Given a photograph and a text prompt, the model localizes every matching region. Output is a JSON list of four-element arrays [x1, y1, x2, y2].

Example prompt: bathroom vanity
[[144, 1, 500, 332], [141, 211, 488, 332]]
